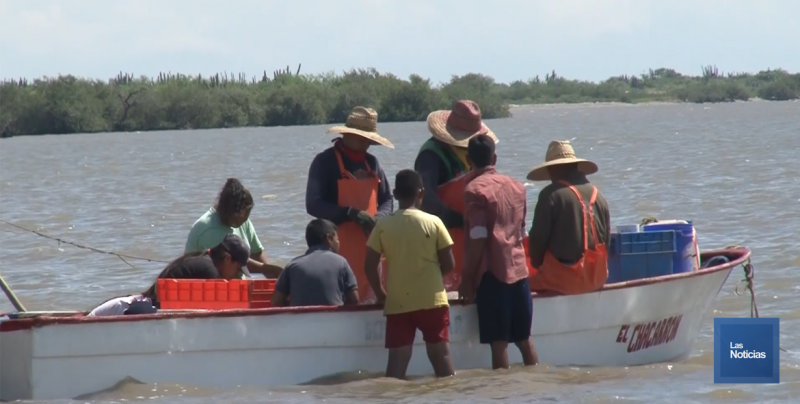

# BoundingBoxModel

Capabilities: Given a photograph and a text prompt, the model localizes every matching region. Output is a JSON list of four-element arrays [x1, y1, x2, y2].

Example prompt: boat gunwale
[[0, 247, 749, 332]]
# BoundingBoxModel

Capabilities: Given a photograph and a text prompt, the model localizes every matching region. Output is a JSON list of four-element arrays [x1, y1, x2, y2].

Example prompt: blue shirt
[[275, 245, 358, 307]]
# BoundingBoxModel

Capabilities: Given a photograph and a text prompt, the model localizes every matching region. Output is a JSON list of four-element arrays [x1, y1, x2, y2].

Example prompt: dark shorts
[[476, 272, 533, 344], [385, 306, 450, 349]]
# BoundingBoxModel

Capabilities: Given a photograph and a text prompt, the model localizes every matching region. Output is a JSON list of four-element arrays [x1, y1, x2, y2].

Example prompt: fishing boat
[[0, 247, 751, 401]]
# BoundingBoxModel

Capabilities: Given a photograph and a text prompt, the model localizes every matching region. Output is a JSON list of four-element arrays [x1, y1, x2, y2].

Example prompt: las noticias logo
[[728, 342, 767, 359], [714, 317, 780, 384]]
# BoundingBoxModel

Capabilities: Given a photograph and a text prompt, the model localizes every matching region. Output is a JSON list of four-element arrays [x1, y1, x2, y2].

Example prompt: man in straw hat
[[306, 106, 394, 302], [414, 100, 499, 291], [526, 140, 611, 295]]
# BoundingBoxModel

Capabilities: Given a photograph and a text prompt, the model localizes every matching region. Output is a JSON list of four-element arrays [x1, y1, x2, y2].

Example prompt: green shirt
[[184, 208, 265, 255]]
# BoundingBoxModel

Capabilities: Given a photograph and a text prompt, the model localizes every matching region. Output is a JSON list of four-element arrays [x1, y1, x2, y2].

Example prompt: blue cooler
[[641, 220, 699, 274], [607, 230, 676, 283]]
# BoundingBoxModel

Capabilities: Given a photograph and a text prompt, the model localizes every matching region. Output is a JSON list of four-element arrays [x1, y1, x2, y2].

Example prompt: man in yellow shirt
[[364, 169, 456, 380]]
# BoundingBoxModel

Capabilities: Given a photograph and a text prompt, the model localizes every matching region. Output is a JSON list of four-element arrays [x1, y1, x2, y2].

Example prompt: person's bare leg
[[425, 341, 455, 377], [515, 338, 539, 366], [386, 345, 413, 379], [489, 341, 510, 369]]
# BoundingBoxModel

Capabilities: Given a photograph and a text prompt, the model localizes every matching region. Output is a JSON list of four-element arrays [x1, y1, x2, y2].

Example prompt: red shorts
[[385, 306, 450, 349]]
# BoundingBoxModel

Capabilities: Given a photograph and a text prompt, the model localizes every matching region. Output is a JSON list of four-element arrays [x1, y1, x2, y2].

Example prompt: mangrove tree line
[[1, 64, 798, 137]]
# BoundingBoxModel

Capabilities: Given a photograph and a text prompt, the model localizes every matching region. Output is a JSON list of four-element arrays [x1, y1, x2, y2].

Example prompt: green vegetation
[[1, 64, 798, 137]]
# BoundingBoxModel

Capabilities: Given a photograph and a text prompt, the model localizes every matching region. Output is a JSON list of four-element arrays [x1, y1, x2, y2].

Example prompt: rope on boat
[[733, 256, 759, 318], [0, 219, 170, 267], [726, 247, 788, 353]]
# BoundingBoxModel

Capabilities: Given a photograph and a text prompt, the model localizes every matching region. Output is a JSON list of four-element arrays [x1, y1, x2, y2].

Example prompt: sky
[[1, 0, 798, 85]]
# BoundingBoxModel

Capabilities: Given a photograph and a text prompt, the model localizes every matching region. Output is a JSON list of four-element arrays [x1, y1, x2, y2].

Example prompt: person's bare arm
[[364, 247, 385, 302], [271, 291, 288, 307], [272, 267, 290, 307], [344, 289, 359, 305], [463, 238, 486, 277], [434, 217, 456, 275], [248, 252, 283, 279], [522, 192, 528, 235], [341, 261, 360, 305], [437, 246, 456, 275], [253, 251, 269, 264], [364, 223, 386, 302]]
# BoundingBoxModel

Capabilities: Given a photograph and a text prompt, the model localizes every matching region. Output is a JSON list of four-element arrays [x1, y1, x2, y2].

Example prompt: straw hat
[[526, 140, 598, 181], [426, 100, 498, 148], [327, 106, 394, 149]]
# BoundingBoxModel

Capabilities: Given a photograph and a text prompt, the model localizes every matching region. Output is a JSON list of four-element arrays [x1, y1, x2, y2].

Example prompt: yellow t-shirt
[[366, 209, 453, 315]]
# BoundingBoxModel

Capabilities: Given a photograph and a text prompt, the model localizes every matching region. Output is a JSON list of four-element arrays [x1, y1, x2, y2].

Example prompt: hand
[[458, 280, 475, 304], [259, 263, 284, 279], [348, 208, 376, 236], [374, 289, 387, 304]]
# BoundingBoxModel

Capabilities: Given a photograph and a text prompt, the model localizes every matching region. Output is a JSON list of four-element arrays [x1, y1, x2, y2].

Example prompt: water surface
[[1, 101, 799, 403]]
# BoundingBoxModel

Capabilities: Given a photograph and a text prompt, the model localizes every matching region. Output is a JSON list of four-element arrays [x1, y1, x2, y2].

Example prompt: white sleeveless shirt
[[87, 294, 153, 317]]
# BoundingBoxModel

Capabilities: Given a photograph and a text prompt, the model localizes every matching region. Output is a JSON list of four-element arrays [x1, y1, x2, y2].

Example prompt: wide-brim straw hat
[[426, 100, 498, 148], [327, 106, 394, 149], [526, 140, 599, 181]]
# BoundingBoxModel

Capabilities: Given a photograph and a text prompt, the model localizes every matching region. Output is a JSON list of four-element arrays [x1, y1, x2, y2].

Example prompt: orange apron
[[529, 182, 609, 295], [435, 172, 474, 292], [333, 149, 386, 303]]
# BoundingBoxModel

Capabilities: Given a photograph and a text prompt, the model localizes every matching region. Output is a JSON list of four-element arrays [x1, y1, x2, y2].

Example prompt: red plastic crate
[[156, 279, 276, 310]]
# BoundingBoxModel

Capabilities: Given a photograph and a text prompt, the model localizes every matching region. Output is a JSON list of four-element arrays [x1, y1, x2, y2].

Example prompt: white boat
[[0, 247, 750, 401]]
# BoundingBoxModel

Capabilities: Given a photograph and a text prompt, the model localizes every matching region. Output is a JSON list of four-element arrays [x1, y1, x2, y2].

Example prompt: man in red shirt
[[459, 134, 539, 370]]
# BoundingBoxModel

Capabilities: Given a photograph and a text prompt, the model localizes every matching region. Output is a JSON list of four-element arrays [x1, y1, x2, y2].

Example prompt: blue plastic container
[[607, 230, 676, 283], [641, 221, 698, 274]]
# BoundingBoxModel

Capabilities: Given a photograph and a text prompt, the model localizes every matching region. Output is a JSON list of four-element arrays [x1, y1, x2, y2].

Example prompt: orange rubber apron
[[333, 149, 386, 303], [529, 182, 609, 295], [435, 172, 474, 292]]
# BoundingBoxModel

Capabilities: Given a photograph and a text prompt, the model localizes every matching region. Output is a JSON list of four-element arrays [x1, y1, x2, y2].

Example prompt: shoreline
[[508, 97, 770, 110], [2, 65, 797, 137]]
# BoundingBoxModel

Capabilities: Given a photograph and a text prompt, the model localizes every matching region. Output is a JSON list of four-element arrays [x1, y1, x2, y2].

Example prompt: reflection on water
[[2, 101, 800, 403]]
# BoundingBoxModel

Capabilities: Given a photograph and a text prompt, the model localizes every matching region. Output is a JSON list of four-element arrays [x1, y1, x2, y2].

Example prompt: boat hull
[[0, 248, 747, 401]]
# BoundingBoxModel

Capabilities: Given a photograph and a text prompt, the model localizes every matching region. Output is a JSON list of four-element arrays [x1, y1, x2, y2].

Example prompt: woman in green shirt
[[185, 178, 283, 278]]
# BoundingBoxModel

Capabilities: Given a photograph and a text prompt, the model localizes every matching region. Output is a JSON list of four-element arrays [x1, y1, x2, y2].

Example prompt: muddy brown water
[[1, 101, 798, 403]]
